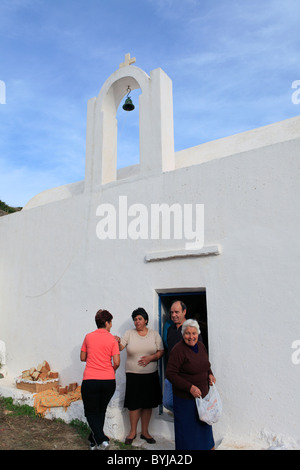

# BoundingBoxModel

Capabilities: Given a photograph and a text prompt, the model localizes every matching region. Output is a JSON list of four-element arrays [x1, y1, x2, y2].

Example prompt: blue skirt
[[173, 394, 215, 450]]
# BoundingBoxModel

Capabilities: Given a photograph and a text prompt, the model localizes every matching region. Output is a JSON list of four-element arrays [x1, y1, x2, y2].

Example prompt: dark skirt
[[124, 371, 162, 410], [173, 394, 215, 450]]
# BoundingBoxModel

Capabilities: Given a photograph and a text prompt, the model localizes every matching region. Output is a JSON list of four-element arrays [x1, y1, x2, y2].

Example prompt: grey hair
[[181, 319, 201, 336]]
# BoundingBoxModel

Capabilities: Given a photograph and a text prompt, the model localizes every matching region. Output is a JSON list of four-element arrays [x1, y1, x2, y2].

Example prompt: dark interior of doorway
[[159, 290, 208, 353]]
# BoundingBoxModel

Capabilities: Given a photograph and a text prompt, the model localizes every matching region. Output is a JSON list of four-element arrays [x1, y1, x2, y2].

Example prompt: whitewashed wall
[[0, 63, 299, 448]]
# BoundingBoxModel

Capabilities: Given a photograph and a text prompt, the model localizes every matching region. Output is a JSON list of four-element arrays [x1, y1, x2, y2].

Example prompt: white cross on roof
[[119, 53, 136, 68]]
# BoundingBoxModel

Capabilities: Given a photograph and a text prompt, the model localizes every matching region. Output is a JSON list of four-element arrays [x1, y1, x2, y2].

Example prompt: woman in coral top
[[81, 309, 120, 450]]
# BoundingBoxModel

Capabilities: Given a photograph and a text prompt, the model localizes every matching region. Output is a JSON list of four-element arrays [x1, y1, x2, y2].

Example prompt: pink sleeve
[[112, 338, 120, 356], [81, 336, 87, 352]]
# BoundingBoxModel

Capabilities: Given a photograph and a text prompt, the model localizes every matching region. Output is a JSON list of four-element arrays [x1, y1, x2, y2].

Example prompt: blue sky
[[0, 0, 299, 207]]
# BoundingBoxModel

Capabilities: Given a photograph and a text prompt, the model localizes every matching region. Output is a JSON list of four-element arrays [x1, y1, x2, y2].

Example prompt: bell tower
[[84, 54, 175, 190]]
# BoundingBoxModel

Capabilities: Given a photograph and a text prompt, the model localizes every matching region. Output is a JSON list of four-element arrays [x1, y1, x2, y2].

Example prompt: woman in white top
[[117, 308, 164, 445]]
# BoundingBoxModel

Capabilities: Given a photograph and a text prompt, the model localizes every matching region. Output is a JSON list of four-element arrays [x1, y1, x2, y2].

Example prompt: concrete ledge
[[0, 376, 86, 423], [145, 245, 221, 262]]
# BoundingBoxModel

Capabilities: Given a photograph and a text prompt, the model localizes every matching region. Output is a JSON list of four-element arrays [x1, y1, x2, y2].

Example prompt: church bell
[[122, 86, 135, 111]]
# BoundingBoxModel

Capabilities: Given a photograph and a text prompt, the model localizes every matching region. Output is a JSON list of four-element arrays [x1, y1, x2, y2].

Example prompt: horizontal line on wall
[[145, 245, 221, 262]]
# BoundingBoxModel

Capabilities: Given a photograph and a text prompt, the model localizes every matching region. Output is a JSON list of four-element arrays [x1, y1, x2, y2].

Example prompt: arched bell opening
[[84, 63, 175, 190], [117, 87, 142, 173], [99, 75, 142, 184]]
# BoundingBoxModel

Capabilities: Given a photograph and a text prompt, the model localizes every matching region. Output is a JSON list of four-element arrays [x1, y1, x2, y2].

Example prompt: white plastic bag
[[195, 384, 222, 425]]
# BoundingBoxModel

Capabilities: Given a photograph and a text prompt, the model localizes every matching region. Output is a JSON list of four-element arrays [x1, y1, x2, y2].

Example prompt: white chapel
[[0, 55, 299, 449]]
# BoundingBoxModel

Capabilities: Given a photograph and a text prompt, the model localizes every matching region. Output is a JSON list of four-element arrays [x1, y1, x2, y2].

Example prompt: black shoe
[[125, 434, 136, 445], [140, 434, 156, 444]]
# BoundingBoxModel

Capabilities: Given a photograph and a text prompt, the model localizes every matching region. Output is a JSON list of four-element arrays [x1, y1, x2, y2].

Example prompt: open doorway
[[157, 290, 208, 416], [158, 290, 208, 353], [117, 88, 142, 170]]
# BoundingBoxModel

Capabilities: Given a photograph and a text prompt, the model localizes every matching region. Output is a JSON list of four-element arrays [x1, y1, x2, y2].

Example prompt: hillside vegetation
[[0, 200, 22, 216]]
